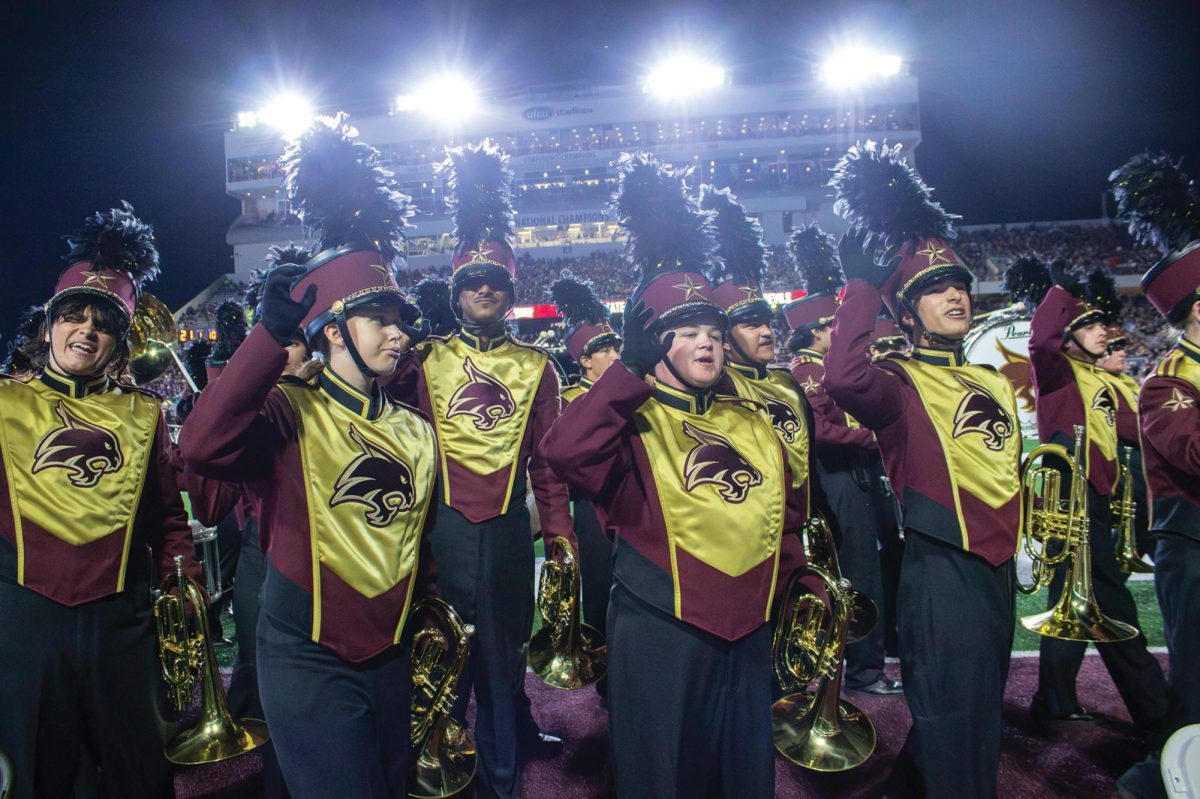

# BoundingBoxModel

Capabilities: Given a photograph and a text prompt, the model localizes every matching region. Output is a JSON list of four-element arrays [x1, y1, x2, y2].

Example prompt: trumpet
[[154, 556, 269, 764], [527, 537, 607, 690], [771, 564, 877, 772], [1113, 445, 1153, 574], [409, 597, 476, 799], [1017, 425, 1138, 642]]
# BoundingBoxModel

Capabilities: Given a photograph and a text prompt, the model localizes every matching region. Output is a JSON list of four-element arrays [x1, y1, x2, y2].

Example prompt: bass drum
[[963, 309, 1037, 443]]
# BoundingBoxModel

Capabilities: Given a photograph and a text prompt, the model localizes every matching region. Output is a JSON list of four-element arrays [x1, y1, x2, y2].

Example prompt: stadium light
[[819, 47, 902, 87], [396, 73, 480, 119], [235, 110, 259, 129], [642, 56, 726, 98], [258, 93, 315, 139]]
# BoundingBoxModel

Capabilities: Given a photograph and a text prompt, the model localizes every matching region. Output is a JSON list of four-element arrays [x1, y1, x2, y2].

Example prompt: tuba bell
[[1113, 445, 1153, 574], [409, 597, 477, 799], [527, 536, 607, 690], [1017, 425, 1138, 641], [154, 556, 269, 764], [771, 563, 877, 772]]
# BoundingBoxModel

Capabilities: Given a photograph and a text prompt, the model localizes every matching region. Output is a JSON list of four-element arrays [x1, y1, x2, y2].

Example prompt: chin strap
[[727, 334, 759, 368], [1067, 331, 1105, 361], [903, 297, 965, 351], [460, 319, 508, 339], [334, 314, 378, 379]]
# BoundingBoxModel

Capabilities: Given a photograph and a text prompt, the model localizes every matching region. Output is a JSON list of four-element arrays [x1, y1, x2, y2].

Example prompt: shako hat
[[781, 223, 843, 331]]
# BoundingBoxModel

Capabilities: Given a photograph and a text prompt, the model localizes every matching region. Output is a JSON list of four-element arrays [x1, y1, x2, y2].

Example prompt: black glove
[[400, 318, 431, 351], [259, 264, 317, 346], [837, 229, 891, 289], [1048, 258, 1083, 296], [174, 392, 199, 425], [620, 300, 673, 379]]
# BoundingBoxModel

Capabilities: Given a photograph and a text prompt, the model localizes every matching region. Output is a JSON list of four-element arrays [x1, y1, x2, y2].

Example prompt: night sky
[[2, 0, 1198, 344]]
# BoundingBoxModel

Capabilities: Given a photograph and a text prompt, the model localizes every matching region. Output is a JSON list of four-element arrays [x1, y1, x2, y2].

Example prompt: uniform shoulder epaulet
[[116, 380, 164, 401], [715, 392, 767, 414], [792, 354, 816, 366], [1155, 348, 1185, 379]]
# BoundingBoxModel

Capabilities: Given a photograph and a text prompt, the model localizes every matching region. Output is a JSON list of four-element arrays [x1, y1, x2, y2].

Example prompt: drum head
[[963, 311, 1037, 443]]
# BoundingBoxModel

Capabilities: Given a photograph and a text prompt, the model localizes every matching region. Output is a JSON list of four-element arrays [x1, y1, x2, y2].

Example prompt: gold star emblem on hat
[[673, 275, 704, 301], [465, 243, 496, 264], [1163, 387, 1195, 412], [915, 241, 954, 267], [800, 375, 820, 395], [738, 284, 761, 301], [82, 271, 115, 288], [369, 261, 391, 281]]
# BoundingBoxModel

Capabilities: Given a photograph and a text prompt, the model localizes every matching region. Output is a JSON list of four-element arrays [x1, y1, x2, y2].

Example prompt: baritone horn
[[803, 514, 878, 644], [528, 536, 607, 690], [1017, 425, 1138, 642], [1114, 445, 1153, 574], [409, 597, 476, 799], [771, 563, 876, 772], [154, 556, 269, 764], [128, 292, 198, 391]]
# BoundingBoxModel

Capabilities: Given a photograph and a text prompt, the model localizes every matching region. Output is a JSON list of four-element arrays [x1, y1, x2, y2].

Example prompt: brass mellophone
[[528, 536, 607, 690], [1113, 445, 1153, 575]]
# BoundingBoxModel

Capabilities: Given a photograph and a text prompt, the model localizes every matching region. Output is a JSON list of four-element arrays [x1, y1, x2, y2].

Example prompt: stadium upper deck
[[223, 75, 921, 279]]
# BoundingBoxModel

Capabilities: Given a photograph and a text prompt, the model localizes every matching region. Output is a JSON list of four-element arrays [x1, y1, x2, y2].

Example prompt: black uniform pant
[[428, 499, 535, 799], [0, 580, 173, 799], [607, 582, 774, 799], [574, 499, 614, 696], [1034, 491, 1168, 730], [1155, 533, 1200, 730], [817, 460, 892, 689], [891, 533, 1014, 799], [256, 613, 411, 799]]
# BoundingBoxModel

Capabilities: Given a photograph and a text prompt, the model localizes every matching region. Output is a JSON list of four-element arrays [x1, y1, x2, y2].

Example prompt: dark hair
[[787, 327, 814, 354], [1166, 291, 1200, 330], [28, 295, 130, 375]]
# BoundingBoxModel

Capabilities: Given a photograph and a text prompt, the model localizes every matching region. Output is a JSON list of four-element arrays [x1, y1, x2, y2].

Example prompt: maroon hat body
[[1141, 240, 1200, 318], [565, 322, 621, 361], [1064, 296, 1106, 332], [879, 237, 973, 319], [871, 315, 905, 344], [630, 270, 724, 330], [50, 262, 139, 320], [782, 293, 839, 331], [709, 279, 773, 323], [451, 240, 517, 288], [293, 246, 418, 342]]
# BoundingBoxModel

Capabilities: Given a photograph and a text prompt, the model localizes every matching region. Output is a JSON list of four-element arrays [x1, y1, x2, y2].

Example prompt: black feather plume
[[699, 185, 768, 287], [1085, 266, 1122, 323], [1109, 151, 1200, 256], [411, 277, 457, 337], [209, 302, 247, 363], [550, 271, 610, 326], [437, 140, 516, 246], [611, 152, 717, 280], [828, 140, 959, 252], [65, 200, 160, 287], [281, 113, 413, 266], [245, 245, 312, 321], [183, 339, 212, 391], [1002, 255, 1052, 308], [789, 223, 844, 295]]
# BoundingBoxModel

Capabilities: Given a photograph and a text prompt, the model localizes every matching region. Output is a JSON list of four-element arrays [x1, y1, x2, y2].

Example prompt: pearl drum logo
[[681, 420, 763, 503], [761, 396, 801, 443], [951, 375, 1015, 452], [1091, 385, 1117, 428], [330, 424, 416, 527], [446, 357, 516, 431], [32, 401, 124, 487]]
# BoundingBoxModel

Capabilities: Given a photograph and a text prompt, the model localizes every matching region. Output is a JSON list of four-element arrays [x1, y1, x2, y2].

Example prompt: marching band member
[[180, 115, 439, 798], [0, 203, 198, 799], [1026, 256, 1167, 732], [549, 271, 622, 699], [783, 223, 902, 697], [389, 141, 573, 799], [826, 141, 1023, 798], [540, 154, 809, 799], [1111, 152, 1200, 799]]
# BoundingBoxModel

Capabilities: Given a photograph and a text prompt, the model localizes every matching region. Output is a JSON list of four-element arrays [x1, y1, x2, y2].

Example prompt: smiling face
[[47, 302, 120, 377], [905, 278, 973, 341], [654, 318, 726, 390], [726, 320, 776, 366], [457, 276, 513, 326]]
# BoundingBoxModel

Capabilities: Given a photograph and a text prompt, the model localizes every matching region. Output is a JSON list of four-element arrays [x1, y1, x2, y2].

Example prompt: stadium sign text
[[522, 105, 595, 122], [516, 210, 612, 228]]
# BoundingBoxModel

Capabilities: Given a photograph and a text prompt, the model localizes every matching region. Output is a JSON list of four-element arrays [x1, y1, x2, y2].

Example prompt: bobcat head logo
[[682, 420, 763, 503], [446, 357, 516, 431], [951, 375, 1014, 452], [32, 401, 124, 487], [762, 396, 801, 444], [330, 424, 416, 528], [1091, 385, 1117, 428], [997, 341, 1035, 415]]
